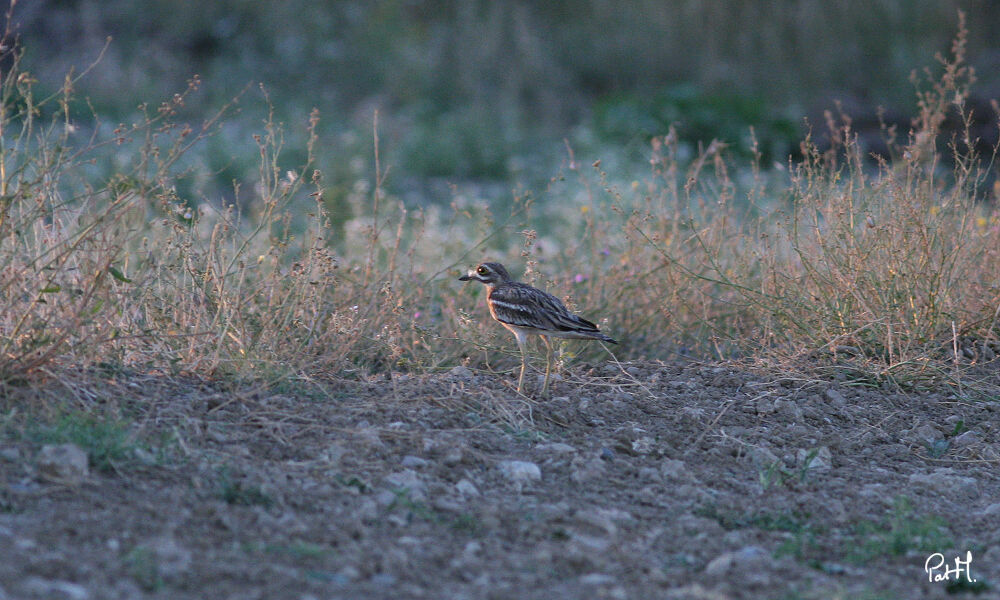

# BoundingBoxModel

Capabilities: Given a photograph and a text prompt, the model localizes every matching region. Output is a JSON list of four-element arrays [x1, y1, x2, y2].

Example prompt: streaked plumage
[[459, 262, 616, 396]]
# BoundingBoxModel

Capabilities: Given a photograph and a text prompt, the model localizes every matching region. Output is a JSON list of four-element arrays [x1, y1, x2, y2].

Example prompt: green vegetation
[[20, 1, 997, 196], [387, 489, 484, 535], [245, 540, 332, 560], [848, 497, 953, 563], [703, 498, 956, 573], [592, 84, 799, 163], [125, 545, 165, 592], [217, 468, 273, 507], [945, 578, 991, 594], [758, 449, 823, 490], [24, 412, 156, 473], [694, 505, 812, 533]]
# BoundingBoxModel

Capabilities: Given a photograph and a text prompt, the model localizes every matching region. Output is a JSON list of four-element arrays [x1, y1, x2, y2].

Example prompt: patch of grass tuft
[[217, 468, 273, 507], [695, 504, 812, 533], [125, 546, 164, 592], [945, 578, 991, 594], [28, 412, 147, 473], [848, 497, 953, 563]]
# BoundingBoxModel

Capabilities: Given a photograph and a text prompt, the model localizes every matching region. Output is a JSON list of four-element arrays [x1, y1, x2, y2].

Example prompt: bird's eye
[[477, 266, 488, 275]]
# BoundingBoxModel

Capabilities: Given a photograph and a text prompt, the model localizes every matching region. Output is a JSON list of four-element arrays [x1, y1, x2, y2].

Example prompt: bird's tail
[[593, 332, 618, 344]]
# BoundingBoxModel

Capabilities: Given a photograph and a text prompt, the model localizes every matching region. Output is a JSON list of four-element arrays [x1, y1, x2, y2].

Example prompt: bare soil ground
[[2, 360, 999, 599]]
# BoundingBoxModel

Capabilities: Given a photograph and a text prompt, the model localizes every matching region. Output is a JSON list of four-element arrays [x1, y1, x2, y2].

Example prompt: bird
[[459, 262, 617, 396]]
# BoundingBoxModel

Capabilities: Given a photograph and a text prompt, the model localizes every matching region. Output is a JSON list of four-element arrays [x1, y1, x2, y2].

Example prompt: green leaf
[[108, 267, 132, 283], [39, 285, 62, 293], [926, 438, 950, 458]]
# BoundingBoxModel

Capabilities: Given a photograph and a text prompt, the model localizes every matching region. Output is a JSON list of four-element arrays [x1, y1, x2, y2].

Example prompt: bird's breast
[[486, 287, 499, 320]]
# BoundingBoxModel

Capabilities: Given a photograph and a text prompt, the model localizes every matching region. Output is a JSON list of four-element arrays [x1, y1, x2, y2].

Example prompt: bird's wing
[[490, 284, 599, 333]]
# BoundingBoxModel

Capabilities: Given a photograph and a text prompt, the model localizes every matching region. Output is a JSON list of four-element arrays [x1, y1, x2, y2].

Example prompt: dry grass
[[1, 16, 998, 397], [652, 15, 1000, 389]]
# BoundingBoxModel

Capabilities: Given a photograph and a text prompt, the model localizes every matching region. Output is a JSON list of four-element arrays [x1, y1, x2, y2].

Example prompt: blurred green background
[[15, 0, 1000, 205]]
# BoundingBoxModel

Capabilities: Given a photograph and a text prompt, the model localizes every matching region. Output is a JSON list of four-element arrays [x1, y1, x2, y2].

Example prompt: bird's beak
[[458, 273, 472, 281]]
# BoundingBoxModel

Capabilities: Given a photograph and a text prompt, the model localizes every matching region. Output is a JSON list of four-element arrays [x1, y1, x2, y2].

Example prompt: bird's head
[[459, 262, 512, 286]]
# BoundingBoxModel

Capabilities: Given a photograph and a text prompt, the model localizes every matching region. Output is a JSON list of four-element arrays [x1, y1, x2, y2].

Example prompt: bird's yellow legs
[[540, 335, 553, 398], [513, 332, 554, 397], [514, 333, 528, 394]]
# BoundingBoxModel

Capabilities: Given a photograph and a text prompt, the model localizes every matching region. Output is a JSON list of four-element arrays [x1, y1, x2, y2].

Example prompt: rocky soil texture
[[2, 360, 998, 599]]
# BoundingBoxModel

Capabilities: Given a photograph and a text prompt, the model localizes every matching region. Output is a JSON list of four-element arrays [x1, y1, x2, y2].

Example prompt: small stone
[[425, 437, 466, 465], [579, 573, 617, 585], [537, 372, 563, 384], [980, 503, 1000, 516], [36, 444, 89, 485], [455, 479, 480, 497], [400, 455, 429, 468], [574, 510, 619, 537], [538, 442, 577, 454], [747, 446, 779, 469], [909, 468, 979, 498], [638, 467, 662, 483], [858, 483, 894, 508], [952, 431, 980, 447], [442, 448, 464, 465], [132, 447, 157, 465], [356, 427, 384, 449], [431, 497, 463, 513], [909, 424, 942, 444], [824, 388, 847, 406], [568, 533, 610, 554], [384, 469, 426, 500], [570, 455, 606, 484], [385, 513, 408, 527], [498, 460, 541, 483], [664, 584, 731, 599], [660, 459, 688, 481], [320, 444, 347, 465], [370, 573, 397, 586], [631, 436, 655, 455], [20, 577, 89, 600], [15, 538, 36, 550], [449, 365, 474, 380], [775, 399, 804, 421], [357, 498, 379, 521], [0, 447, 19, 462], [704, 545, 769, 577], [755, 397, 775, 415], [148, 535, 192, 579], [797, 446, 832, 472]]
